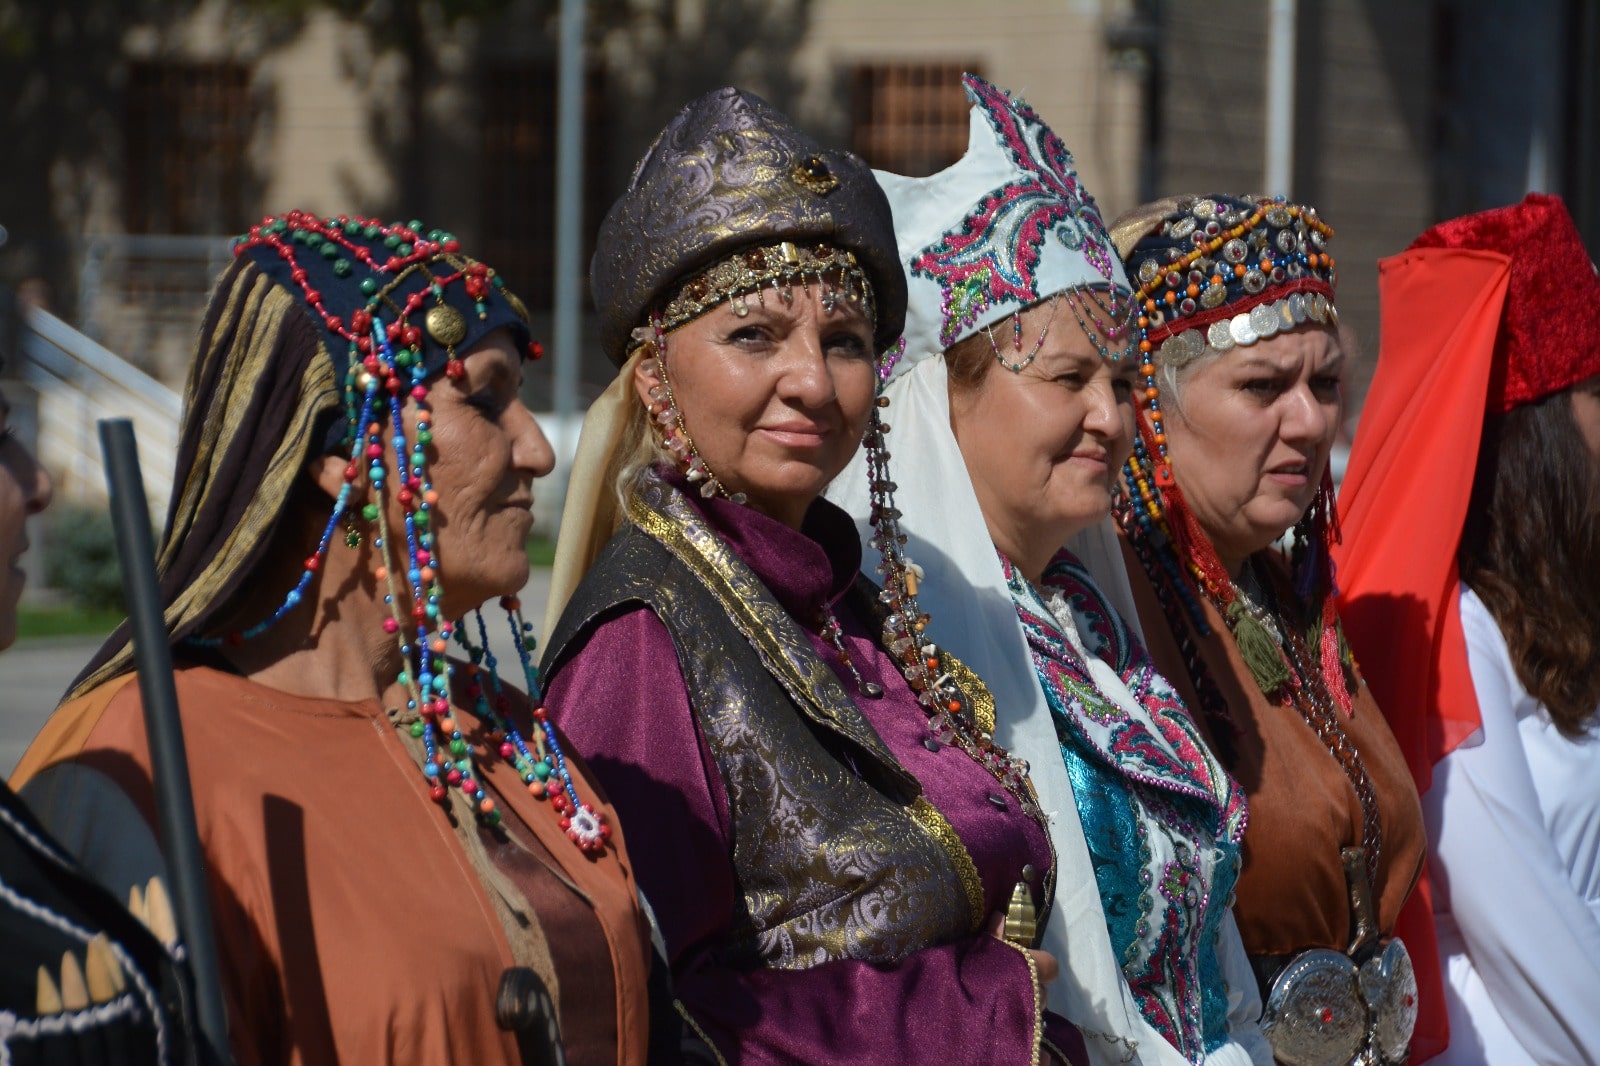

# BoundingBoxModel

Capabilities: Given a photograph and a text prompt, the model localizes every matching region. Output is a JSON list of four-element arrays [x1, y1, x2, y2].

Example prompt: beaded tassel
[[449, 606, 609, 852], [861, 393, 1039, 812], [639, 314, 747, 504]]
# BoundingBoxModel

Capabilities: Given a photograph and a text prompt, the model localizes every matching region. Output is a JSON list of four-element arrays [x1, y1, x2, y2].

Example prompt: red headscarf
[[1335, 193, 1600, 1062]]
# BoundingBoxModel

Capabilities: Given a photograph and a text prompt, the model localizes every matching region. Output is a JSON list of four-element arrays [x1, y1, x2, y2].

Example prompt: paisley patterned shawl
[[1007, 548, 1247, 1064]]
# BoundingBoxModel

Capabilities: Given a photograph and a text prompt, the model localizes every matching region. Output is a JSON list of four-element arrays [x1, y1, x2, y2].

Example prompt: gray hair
[[1151, 334, 1224, 414]]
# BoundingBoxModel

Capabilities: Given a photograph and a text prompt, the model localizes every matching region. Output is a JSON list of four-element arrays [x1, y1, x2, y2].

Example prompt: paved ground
[[0, 567, 553, 779]]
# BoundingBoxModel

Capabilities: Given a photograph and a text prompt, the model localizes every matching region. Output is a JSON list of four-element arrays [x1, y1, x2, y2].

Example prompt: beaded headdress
[[200, 212, 605, 849], [878, 73, 1135, 381], [1111, 195, 1351, 752], [235, 211, 540, 452]]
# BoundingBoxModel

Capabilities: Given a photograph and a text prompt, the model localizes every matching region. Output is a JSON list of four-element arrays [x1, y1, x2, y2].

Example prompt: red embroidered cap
[[1407, 192, 1600, 413]]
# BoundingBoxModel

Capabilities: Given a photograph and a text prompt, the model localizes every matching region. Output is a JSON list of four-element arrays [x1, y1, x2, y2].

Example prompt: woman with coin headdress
[[1108, 196, 1427, 1066], [541, 87, 1082, 1064], [828, 75, 1273, 1066], [13, 214, 654, 1064]]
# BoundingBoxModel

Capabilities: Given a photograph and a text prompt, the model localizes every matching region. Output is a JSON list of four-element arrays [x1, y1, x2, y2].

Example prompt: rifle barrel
[[99, 418, 230, 1063]]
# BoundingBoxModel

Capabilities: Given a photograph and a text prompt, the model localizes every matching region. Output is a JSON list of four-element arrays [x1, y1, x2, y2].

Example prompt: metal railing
[[18, 304, 180, 516]]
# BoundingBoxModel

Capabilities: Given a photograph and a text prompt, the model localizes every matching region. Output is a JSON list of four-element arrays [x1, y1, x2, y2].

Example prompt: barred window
[[851, 62, 980, 176], [124, 60, 253, 235], [479, 62, 610, 309]]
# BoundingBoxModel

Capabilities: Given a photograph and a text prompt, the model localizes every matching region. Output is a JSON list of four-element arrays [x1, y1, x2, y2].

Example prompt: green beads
[[362, 503, 380, 521], [333, 258, 352, 277], [359, 278, 378, 296]]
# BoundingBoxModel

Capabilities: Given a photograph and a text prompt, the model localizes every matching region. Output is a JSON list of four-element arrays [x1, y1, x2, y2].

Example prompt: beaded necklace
[[1234, 564, 1381, 886]]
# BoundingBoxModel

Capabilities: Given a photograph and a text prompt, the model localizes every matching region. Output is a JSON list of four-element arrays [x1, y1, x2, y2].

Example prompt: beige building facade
[[4, 0, 1589, 416]]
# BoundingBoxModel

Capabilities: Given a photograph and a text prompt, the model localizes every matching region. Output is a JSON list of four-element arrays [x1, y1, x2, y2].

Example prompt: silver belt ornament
[[1259, 848, 1418, 1065]]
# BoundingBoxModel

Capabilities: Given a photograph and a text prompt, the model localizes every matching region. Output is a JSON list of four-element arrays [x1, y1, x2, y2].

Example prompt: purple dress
[[547, 472, 1082, 1064]]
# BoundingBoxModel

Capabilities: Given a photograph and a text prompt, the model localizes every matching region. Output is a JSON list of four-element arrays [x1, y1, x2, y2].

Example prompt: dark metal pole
[[553, 0, 586, 426], [98, 419, 230, 1063]]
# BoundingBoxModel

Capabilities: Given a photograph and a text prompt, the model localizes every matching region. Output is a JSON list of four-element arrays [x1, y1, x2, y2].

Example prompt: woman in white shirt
[[1335, 193, 1600, 1064]]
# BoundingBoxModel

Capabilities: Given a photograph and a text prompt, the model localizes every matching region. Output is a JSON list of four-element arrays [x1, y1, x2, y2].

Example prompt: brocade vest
[[545, 475, 1000, 971]]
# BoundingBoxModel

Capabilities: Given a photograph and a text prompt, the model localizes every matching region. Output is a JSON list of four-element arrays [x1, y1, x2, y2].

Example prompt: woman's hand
[[985, 911, 1059, 994]]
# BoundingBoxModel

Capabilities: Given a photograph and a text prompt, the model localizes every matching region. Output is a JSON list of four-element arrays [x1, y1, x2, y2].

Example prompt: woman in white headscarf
[[829, 74, 1272, 1066]]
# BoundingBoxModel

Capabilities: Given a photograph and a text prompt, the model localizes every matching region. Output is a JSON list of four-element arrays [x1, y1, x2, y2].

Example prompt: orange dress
[[1122, 548, 1425, 960], [11, 665, 651, 1066]]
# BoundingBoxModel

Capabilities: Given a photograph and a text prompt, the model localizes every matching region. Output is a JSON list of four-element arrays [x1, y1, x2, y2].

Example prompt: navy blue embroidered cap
[[234, 210, 538, 450]]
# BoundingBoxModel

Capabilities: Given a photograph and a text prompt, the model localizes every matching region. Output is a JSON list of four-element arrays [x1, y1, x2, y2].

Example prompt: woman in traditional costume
[[1107, 196, 1427, 1065], [12, 215, 653, 1065], [540, 87, 1077, 1064], [1335, 193, 1600, 1065], [828, 74, 1272, 1066], [0, 387, 201, 1064]]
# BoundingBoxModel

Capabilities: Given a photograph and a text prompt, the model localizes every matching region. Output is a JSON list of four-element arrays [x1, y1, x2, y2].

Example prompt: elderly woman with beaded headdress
[[1106, 197, 1427, 1065], [12, 216, 655, 1063], [826, 74, 1272, 1066], [539, 87, 1081, 1064]]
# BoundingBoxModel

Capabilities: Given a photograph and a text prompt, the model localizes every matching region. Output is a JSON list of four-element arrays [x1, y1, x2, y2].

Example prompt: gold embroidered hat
[[590, 86, 906, 365]]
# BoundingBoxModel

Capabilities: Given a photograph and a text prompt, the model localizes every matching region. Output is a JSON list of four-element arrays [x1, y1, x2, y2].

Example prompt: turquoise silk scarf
[[1006, 550, 1248, 1065]]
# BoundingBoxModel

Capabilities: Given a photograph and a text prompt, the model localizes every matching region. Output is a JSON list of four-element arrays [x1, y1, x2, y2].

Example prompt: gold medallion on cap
[[425, 304, 468, 347]]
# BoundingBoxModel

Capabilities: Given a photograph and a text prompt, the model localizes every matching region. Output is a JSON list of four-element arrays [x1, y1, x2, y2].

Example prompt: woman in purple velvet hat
[[540, 87, 1083, 1064]]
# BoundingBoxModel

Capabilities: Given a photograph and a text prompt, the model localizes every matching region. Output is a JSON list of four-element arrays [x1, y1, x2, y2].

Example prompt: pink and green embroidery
[[909, 73, 1120, 347]]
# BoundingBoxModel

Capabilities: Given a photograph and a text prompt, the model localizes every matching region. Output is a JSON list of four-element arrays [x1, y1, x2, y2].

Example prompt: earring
[[637, 314, 747, 504]]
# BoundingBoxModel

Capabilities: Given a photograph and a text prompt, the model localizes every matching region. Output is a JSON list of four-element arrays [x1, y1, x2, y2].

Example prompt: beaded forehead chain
[[192, 212, 606, 850]]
